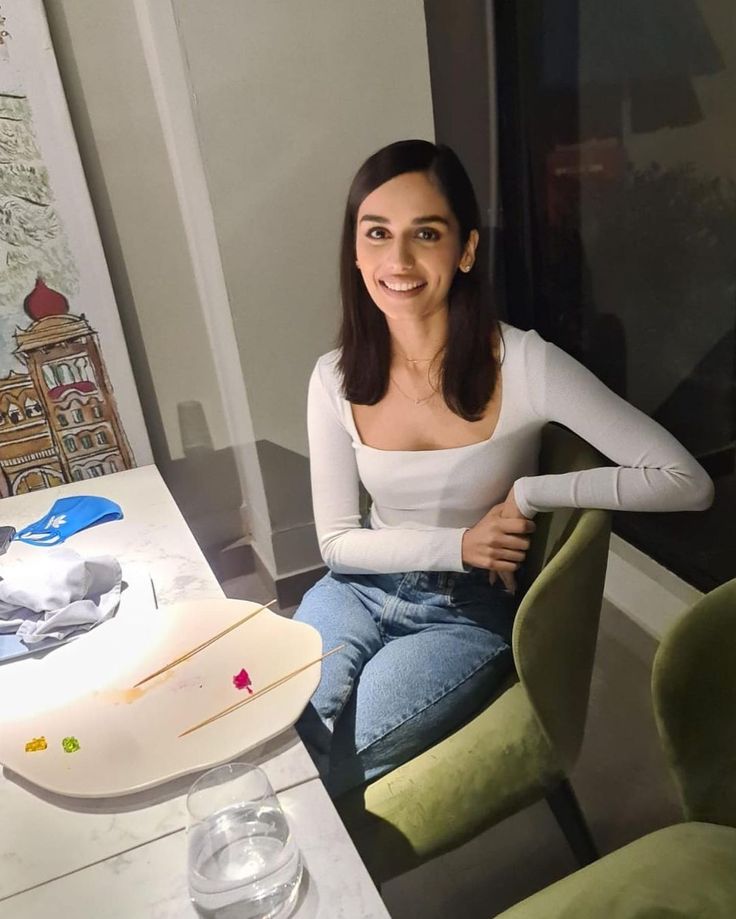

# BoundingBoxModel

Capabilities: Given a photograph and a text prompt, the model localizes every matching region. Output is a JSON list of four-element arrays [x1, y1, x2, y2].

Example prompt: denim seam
[[331, 680, 355, 724], [354, 643, 510, 755], [378, 571, 410, 636]]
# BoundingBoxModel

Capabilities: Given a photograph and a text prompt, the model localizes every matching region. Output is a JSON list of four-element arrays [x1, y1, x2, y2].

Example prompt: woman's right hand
[[461, 502, 536, 593]]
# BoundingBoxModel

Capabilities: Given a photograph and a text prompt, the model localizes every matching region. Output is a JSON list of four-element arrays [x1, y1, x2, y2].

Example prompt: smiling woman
[[355, 176, 471, 317], [338, 141, 495, 422], [292, 138, 713, 800], [354, 171, 495, 440]]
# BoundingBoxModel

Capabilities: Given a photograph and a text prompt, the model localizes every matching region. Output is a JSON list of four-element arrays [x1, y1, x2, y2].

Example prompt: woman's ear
[[460, 229, 480, 271]]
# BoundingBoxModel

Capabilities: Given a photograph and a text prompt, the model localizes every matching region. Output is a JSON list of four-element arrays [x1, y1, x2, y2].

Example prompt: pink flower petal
[[232, 668, 253, 692]]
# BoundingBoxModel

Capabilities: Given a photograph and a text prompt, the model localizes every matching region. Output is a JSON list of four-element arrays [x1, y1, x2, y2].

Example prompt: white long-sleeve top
[[307, 322, 714, 575]]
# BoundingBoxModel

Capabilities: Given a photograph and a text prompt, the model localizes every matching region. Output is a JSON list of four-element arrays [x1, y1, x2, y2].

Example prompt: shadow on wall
[[255, 439, 323, 578], [255, 439, 314, 533], [165, 413, 323, 591], [152, 399, 242, 571], [162, 445, 244, 565]]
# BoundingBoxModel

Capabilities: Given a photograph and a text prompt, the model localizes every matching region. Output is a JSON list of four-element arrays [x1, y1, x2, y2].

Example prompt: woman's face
[[355, 171, 478, 321]]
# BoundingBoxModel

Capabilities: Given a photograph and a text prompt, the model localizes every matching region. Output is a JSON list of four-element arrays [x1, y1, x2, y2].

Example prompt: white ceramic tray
[[0, 598, 322, 797]]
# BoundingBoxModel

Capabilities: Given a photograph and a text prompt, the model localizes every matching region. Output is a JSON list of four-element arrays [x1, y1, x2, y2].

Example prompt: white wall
[[44, 0, 231, 463], [171, 0, 435, 457], [45, 0, 434, 576]]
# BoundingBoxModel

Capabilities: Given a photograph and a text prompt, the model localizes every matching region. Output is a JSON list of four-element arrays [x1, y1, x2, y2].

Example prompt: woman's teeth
[[381, 280, 425, 291]]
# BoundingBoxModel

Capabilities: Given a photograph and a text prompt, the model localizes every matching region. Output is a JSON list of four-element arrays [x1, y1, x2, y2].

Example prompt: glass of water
[[187, 762, 303, 918]]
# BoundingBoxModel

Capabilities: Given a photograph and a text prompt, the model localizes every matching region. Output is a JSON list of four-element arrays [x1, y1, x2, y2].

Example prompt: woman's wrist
[[511, 479, 535, 519]]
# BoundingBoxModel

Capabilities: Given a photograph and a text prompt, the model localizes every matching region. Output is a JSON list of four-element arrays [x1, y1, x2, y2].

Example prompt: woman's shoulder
[[314, 347, 341, 369], [310, 348, 343, 399], [498, 320, 543, 346], [497, 320, 546, 364], [313, 348, 341, 381]]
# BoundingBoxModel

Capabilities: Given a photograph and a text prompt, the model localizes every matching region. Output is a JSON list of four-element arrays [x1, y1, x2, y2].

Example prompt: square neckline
[[345, 333, 508, 455]]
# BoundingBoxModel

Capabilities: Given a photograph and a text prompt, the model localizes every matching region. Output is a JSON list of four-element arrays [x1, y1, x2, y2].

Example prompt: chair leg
[[546, 779, 599, 867]]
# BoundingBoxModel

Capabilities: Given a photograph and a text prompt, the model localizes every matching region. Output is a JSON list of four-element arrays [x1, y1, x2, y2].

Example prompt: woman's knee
[[293, 572, 334, 624], [294, 572, 382, 650]]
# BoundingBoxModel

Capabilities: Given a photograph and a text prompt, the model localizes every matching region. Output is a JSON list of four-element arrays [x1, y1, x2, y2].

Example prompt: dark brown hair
[[337, 139, 499, 420]]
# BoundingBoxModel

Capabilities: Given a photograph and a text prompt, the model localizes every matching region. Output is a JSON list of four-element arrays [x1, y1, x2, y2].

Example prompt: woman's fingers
[[499, 571, 517, 593], [495, 549, 526, 563], [497, 534, 531, 552], [488, 559, 520, 572], [499, 517, 536, 535], [465, 506, 536, 574], [489, 569, 517, 593]]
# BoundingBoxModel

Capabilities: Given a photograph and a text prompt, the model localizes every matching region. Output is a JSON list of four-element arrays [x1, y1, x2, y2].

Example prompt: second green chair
[[494, 576, 736, 919]]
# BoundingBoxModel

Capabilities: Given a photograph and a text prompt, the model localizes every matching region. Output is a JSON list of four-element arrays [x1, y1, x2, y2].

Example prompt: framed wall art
[[0, 0, 151, 497]]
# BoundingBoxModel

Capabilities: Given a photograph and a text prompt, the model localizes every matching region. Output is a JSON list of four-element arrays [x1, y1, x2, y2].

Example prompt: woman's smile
[[355, 171, 470, 317], [379, 277, 428, 297]]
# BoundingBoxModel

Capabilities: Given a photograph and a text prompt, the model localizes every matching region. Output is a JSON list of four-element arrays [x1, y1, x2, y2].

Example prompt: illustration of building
[[0, 278, 135, 497]]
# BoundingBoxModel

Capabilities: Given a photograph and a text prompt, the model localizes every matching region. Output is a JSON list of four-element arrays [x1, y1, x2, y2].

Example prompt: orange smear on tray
[[99, 670, 174, 705]]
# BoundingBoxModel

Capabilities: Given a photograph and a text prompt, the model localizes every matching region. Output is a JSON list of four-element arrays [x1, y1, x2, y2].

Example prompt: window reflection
[[499, 0, 734, 589]]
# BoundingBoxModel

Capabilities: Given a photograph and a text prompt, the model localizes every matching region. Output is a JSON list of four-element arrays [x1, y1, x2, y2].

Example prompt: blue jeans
[[293, 566, 519, 798]]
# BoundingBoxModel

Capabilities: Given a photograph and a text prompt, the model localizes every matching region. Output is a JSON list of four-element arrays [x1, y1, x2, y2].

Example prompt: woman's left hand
[[487, 486, 530, 592]]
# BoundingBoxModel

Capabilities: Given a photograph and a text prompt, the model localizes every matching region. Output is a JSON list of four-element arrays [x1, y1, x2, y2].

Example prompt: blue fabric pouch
[[14, 496, 124, 546]]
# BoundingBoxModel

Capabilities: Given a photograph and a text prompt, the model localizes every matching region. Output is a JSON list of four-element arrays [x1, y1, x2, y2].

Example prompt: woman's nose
[[386, 236, 414, 270]]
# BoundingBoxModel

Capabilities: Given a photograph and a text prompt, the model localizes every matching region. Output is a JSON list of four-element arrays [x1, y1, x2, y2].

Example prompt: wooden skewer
[[133, 600, 277, 688], [178, 644, 344, 738]]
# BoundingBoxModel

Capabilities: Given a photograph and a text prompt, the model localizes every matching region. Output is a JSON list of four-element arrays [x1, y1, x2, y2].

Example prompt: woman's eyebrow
[[358, 214, 450, 226], [412, 214, 450, 226]]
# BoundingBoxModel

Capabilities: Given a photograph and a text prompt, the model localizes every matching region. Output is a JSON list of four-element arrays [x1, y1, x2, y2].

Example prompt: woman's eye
[[364, 227, 440, 241]]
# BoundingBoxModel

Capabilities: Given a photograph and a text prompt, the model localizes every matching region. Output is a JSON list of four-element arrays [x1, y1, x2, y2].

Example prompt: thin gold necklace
[[394, 342, 445, 366], [390, 373, 438, 405]]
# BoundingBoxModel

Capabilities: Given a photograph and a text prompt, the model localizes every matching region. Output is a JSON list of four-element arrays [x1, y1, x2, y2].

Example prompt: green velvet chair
[[336, 424, 612, 882], [494, 577, 736, 919]]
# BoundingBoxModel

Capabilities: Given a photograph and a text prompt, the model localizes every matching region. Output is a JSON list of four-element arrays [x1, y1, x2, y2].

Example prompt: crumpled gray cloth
[[0, 548, 122, 645]]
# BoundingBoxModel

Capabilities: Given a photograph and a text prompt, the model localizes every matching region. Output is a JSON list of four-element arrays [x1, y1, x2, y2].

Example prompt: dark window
[[492, 0, 734, 591]]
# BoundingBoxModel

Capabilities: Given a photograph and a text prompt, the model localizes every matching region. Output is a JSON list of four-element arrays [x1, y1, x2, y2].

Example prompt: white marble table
[[0, 466, 389, 918]]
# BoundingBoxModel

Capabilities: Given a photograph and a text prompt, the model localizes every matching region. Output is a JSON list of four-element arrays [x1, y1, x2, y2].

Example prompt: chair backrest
[[652, 577, 736, 828], [513, 425, 612, 771]]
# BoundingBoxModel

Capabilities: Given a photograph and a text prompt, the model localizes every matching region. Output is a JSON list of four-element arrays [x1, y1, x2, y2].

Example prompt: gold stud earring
[[461, 263, 471, 273]]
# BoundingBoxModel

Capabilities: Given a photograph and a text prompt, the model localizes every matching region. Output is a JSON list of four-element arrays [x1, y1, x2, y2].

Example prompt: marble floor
[[222, 574, 679, 918]]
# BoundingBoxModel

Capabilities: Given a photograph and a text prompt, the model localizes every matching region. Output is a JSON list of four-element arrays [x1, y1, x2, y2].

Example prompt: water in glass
[[189, 800, 302, 918]]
